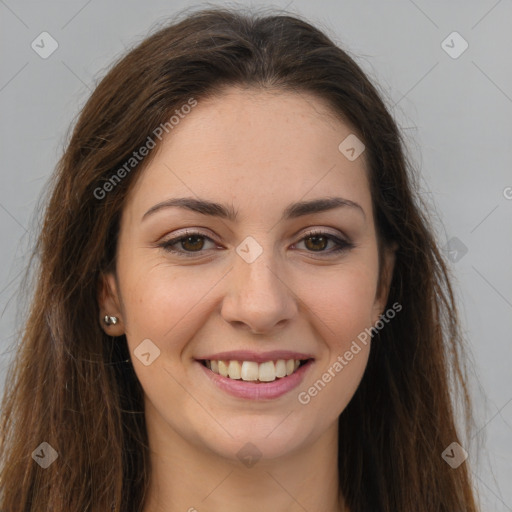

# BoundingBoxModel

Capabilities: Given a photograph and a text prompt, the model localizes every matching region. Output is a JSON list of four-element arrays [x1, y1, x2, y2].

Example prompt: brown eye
[[304, 234, 329, 251], [159, 231, 217, 257], [180, 235, 205, 252], [295, 230, 354, 256]]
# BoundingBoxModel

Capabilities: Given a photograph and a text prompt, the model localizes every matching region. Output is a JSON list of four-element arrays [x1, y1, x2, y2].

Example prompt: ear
[[98, 271, 125, 336], [371, 242, 397, 325]]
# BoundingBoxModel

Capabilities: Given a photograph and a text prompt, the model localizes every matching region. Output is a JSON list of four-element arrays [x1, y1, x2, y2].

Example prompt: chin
[[199, 415, 317, 463]]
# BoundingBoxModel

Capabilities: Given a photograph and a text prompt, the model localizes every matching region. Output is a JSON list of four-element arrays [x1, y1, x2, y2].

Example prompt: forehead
[[123, 87, 372, 223]]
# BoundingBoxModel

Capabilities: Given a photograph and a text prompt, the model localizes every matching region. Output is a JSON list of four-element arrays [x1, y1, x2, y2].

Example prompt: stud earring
[[103, 315, 119, 326]]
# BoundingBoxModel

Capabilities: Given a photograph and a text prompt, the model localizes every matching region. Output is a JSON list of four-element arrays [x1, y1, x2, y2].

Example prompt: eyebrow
[[142, 196, 366, 222]]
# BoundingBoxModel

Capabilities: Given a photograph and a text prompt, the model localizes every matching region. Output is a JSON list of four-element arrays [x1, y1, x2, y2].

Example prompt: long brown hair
[[0, 6, 480, 511]]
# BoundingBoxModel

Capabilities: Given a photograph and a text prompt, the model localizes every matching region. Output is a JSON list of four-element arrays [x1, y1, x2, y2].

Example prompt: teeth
[[258, 361, 275, 382], [204, 358, 306, 382], [228, 360, 241, 379], [241, 361, 259, 381], [218, 360, 229, 377], [275, 359, 287, 378]]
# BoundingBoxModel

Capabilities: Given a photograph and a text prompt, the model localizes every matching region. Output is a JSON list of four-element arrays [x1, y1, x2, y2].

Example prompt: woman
[[0, 6, 480, 511]]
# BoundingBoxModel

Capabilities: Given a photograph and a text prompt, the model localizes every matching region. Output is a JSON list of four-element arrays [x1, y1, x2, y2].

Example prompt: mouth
[[199, 358, 312, 383], [196, 356, 314, 400]]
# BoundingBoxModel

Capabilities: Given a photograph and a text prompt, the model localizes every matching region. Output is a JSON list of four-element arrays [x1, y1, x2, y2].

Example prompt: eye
[[293, 230, 354, 255], [158, 230, 217, 257]]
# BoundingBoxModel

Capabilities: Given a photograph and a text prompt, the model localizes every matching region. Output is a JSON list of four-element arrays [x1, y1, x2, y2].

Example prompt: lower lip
[[197, 360, 314, 400]]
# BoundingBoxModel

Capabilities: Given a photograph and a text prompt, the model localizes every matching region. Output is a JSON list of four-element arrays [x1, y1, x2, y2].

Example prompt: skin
[[99, 86, 395, 512]]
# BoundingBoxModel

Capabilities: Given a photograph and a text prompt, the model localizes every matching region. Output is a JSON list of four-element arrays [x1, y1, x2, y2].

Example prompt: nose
[[220, 246, 298, 335]]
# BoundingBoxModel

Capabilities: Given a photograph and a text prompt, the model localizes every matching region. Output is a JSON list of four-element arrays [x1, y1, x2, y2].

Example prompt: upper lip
[[196, 350, 315, 363]]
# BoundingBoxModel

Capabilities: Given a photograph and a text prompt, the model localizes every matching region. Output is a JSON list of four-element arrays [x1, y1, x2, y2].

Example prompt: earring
[[103, 315, 119, 326]]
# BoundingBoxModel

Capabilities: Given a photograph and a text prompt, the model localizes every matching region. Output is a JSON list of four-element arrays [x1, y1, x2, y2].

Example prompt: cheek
[[295, 261, 377, 401], [295, 267, 375, 421], [302, 263, 378, 343], [119, 259, 223, 356], [118, 264, 220, 416]]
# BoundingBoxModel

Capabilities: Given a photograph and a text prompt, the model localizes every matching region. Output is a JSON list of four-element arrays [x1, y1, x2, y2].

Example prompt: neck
[[141, 407, 347, 512]]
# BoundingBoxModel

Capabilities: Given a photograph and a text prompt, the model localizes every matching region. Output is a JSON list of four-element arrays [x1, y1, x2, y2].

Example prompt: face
[[99, 86, 395, 462]]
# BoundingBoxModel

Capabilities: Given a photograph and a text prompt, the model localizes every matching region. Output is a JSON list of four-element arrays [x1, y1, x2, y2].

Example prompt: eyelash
[[157, 229, 354, 258]]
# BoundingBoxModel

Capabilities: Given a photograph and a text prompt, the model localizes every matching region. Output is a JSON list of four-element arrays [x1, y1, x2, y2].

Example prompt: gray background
[[1, 0, 511, 510]]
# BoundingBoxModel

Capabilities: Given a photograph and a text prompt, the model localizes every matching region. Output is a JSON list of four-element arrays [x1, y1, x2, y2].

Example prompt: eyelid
[[161, 227, 216, 241], [296, 226, 349, 241]]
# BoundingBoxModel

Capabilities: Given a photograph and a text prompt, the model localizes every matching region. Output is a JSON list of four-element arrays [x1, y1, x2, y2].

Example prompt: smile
[[200, 358, 310, 383], [197, 356, 314, 400]]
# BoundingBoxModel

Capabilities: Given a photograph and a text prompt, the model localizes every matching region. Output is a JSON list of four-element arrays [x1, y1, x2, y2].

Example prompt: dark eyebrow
[[142, 196, 365, 222]]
